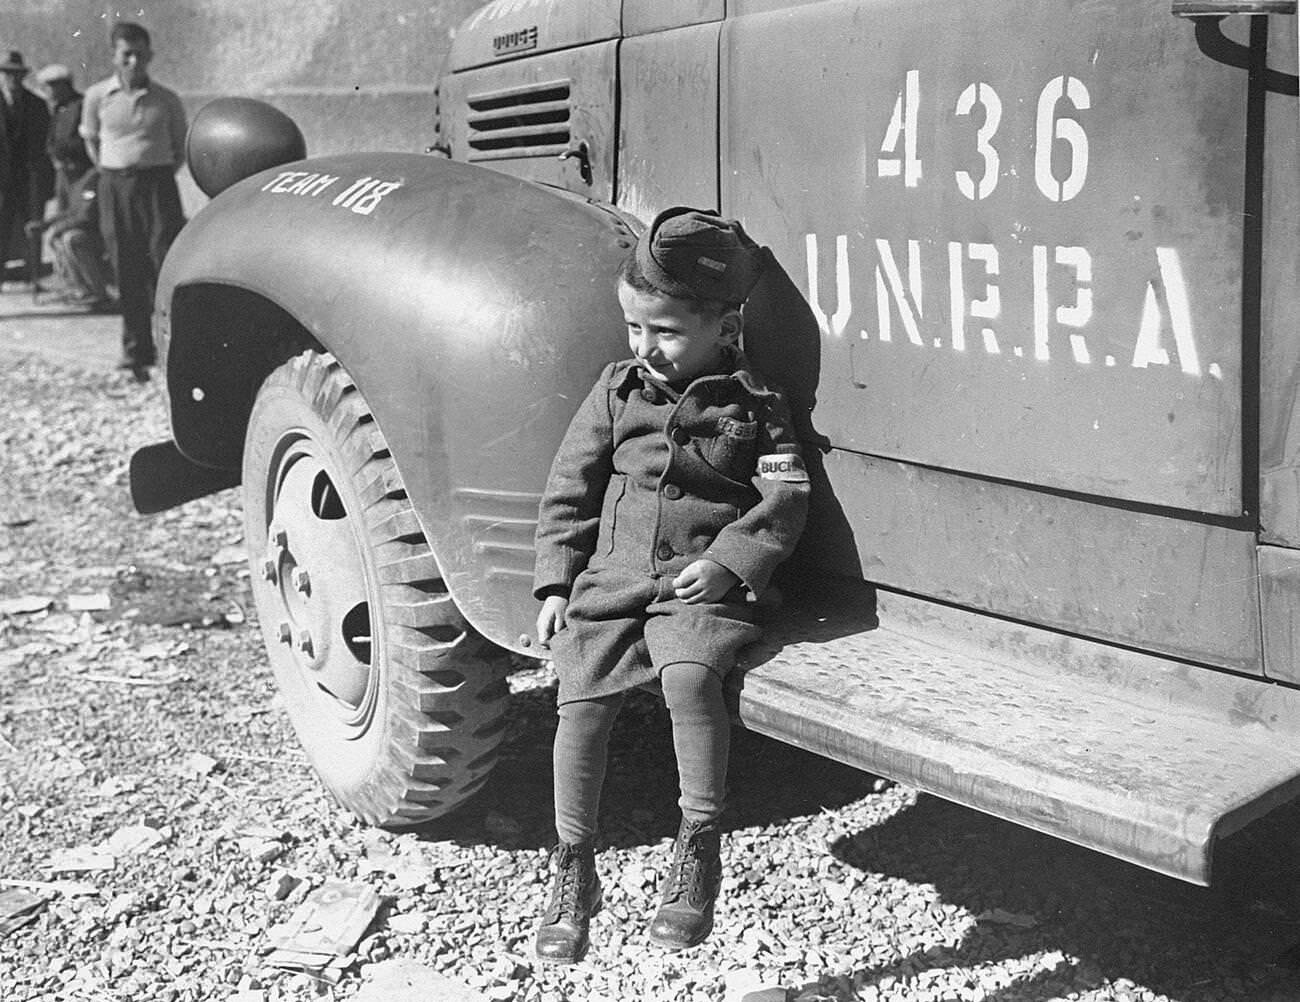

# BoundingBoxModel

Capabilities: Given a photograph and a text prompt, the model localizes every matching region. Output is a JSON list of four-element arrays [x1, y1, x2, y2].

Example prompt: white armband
[[757, 453, 808, 483]]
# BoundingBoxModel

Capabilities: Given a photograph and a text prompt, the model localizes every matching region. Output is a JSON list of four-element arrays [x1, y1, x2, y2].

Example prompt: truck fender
[[155, 152, 635, 650]]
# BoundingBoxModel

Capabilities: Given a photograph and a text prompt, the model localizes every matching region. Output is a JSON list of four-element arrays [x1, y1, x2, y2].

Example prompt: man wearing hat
[[36, 63, 91, 214], [530, 207, 809, 963], [0, 50, 52, 277]]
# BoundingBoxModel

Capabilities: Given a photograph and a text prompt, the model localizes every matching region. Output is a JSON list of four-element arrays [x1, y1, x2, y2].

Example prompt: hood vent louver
[[466, 79, 572, 160]]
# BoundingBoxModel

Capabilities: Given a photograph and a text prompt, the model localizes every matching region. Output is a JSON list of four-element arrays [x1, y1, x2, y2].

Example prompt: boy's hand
[[672, 559, 740, 604], [536, 595, 569, 647]]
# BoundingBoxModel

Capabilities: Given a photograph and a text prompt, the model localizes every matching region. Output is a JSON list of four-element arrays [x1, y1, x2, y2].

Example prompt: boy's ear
[[719, 309, 743, 345]]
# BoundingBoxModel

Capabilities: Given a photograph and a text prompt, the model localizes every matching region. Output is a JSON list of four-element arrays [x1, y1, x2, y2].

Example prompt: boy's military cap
[[636, 206, 765, 306]]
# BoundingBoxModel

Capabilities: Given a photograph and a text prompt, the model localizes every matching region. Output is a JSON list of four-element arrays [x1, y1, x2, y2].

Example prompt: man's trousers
[[99, 166, 184, 367]]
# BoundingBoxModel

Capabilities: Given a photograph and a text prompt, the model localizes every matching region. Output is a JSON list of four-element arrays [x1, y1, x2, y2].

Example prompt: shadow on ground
[[422, 681, 878, 853], [814, 793, 1300, 1002], [383, 651, 1300, 1002]]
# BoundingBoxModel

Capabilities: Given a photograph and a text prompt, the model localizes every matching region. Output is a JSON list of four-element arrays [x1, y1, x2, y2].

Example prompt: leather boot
[[534, 839, 602, 964], [648, 817, 722, 951]]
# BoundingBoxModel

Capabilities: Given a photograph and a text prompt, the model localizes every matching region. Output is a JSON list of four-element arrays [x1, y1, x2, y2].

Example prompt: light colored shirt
[[80, 75, 186, 170]]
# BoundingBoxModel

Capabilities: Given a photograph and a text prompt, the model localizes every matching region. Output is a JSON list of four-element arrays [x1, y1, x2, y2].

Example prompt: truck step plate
[[732, 582, 1300, 884]]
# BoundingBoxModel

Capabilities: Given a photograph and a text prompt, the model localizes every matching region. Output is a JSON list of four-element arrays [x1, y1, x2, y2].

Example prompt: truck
[[132, 0, 1300, 888]]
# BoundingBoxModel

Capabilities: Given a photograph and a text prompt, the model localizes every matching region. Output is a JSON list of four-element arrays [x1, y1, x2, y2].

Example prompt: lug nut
[[296, 629, 315, 658], [270, 525, 289, 549], [260, 558, 278, 583], [277, 621, 292, 644], [291, 568, 311, 595]]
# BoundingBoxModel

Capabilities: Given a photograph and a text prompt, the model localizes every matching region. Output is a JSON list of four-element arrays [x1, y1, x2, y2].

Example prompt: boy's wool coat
[[533, 351, 809, 702]]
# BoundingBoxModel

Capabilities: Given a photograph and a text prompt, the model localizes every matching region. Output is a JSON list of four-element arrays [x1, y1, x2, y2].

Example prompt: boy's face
[[112, 38, 152, 87], [618, 282, 740, 384]]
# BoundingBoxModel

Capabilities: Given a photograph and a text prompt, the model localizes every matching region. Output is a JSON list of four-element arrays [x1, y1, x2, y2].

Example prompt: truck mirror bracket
[[1172, 6, 1299, 95]]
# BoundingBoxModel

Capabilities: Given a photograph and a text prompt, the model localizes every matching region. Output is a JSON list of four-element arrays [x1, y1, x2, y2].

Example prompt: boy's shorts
[[551, 564, 761, 705]]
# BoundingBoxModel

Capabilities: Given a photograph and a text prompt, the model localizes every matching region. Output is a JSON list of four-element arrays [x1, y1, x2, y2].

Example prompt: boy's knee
[[556, 695, 623, 739], [659, 661, 722, 707]]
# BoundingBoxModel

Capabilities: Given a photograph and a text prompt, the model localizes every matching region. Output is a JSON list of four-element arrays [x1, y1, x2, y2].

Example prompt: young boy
[[531, 207, 810, 963]]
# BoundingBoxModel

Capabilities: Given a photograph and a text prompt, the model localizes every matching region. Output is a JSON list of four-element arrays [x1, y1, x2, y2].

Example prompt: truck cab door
[[721, 0, 1287, 675]]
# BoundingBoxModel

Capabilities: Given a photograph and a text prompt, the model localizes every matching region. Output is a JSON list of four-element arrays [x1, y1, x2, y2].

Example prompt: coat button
[[670, 426, 690, 445], [663, 484, 682, 500], [656, 543, 675, 560], [641, 387, 659, 403]]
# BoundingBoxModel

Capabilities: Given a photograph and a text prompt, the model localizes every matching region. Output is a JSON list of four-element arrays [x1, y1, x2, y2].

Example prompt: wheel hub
[[261, 449, 373, 710]]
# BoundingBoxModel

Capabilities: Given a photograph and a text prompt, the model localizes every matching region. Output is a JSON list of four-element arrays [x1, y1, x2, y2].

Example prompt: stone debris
[[352, 958, 483, 1002], [95, 776, 138, 798], [0, 643, 41, 669], [28, 611, 80, 635], [210, 545, 247, 567], [245, 840, 286, 865], [385, 911, 427, 935], [139, 639, 184, 660], [265, 869, 301, 901], [726, 967, 789, 1002], [103, 891, 140, 923]]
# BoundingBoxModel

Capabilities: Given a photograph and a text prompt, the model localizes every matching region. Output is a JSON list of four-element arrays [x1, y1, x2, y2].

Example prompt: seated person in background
[[26, 167, 113, 311], [36, 64, 93, 214]]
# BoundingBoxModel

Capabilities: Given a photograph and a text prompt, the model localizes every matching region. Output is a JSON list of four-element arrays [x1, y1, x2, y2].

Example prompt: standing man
[[36, 64, 91, 214], [0, 50, 52, 280], [81, 21, 186, 380]]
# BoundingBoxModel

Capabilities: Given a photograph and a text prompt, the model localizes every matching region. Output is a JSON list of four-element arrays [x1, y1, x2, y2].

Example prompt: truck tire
[[241, 349, 509, 826]]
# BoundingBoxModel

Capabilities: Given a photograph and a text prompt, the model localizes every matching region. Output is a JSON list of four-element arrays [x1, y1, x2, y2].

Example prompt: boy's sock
[[660, 662, 729, 822], [552, 693, 624, 843]]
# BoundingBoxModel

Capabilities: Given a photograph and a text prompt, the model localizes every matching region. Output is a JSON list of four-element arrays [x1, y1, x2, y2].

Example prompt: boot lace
[[545, 843, 590, 920], [661, 826, 710, 905]]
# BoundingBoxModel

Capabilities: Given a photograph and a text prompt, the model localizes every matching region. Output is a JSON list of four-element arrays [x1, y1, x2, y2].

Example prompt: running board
[[731, 580, 1300, 885]]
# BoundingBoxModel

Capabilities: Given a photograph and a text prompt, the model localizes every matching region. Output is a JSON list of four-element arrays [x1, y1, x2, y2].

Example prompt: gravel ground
[[4, 346, 1300, 1002]]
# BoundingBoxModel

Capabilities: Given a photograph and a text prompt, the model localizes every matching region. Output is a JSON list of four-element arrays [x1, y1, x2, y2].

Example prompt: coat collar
[[104, 74, 153, 96], [610, 347, 774, 399]]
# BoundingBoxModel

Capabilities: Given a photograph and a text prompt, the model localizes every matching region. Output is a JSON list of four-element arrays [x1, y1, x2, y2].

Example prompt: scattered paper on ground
[[179, 752, 219, 777], [0, 889, 47, 937], [0, 595, 53, 616], [101, 824, 168, 856], [0, 878, 97, 897], [265, 881, 380, 983], [45, 846, 116, 874], [66, 592, 111, 612]]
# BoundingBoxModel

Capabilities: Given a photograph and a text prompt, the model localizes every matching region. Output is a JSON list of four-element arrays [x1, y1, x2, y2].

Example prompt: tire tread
[[249, 349, 509, 828]]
